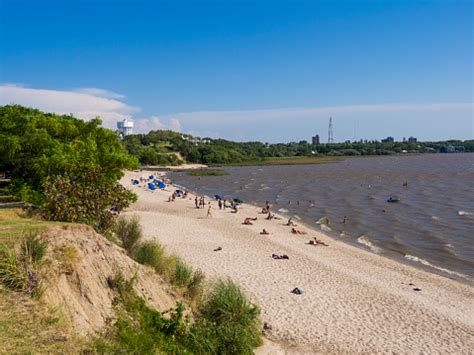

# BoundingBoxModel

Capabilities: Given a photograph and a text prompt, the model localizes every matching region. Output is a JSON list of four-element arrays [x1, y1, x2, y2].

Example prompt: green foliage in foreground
[[41, 171, 137, 233], [94, 272, 261, 354], [0, 105, 138, 230], [0, 233, 45, 296]]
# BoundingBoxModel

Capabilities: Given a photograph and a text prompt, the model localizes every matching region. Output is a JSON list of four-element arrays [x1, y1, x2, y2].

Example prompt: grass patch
[[0, 289, 84, 353], [53, 245, 78, 275], [133, 241, 165, 272], [114, 216, 142, 254], [0, 231, 46, 295], [0, 208, 66, 248], [93, 273, 261, 354], [21, 233, 48, 264], [186, 169, 228, 176], [171, 259, 193, 288], [193, 279, 262, 354]]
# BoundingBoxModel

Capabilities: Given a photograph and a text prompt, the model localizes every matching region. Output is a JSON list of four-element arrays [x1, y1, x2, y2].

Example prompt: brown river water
[[169, 154, 474, 283]]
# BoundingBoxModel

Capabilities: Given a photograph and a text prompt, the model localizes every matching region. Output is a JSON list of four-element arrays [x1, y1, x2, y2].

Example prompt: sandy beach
[[122, 171, 474, 354]]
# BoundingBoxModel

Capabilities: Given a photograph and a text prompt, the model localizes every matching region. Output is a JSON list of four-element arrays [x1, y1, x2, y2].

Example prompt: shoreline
[[122, 170, 474, 353]]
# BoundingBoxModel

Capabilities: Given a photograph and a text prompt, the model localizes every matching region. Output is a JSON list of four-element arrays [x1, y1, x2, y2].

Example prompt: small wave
[[320, 224, 332, 232], [293, 215, 301, 220], [340, 231, 349, 238], [357, 235, 382, 253], [259, 186, 270, 190], [405, 254, 470, 280], [431, 216, 439, 221], [278, 208, 289, 213], [458, 210, 473, 216]]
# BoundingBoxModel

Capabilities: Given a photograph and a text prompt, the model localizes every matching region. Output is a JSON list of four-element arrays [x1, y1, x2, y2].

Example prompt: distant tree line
[[123, 130, 474, 166]]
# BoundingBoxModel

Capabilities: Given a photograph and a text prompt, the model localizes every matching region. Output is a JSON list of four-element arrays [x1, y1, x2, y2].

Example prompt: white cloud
[[0, 84, 137, 128], [169, 118, 182, 132], [73, 87, 126, 99], [135, 116, 165, 132], [134, 116, 183, 134]]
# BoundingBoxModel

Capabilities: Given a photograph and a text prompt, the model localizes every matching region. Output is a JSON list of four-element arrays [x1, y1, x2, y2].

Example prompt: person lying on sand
[[260, 229, 270, 235], [291, 228, 307, 235], [243, 218, 253, 225], [309, 237, 328, 246], [260, 207, 268, 214], [286, 218, 297, 226]]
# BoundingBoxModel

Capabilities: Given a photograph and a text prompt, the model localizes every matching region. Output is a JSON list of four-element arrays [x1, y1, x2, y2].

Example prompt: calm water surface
[[170, 154, 474, 282]]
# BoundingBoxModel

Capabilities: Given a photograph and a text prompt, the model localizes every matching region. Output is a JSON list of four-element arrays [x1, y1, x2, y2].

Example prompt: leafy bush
[[193, 279, 262, 354], [133, 241, 166, 273], [0, 105, 138, 229], [114, 216, 142, 254], [95, 273, 262, 354], [171, 259, 193, 288], [40, 170, 137, 234]]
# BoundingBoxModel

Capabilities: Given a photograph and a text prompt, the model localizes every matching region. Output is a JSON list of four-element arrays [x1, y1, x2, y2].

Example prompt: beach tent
[[175, 189, 183, 194], [132, 179, 139, 185], [148, 182, 156, 191], [157, 181, 166, 189], [214, 194, 223, 200]]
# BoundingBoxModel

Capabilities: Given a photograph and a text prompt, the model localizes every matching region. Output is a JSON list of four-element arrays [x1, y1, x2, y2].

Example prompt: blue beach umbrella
[[157, 181, 166, 189], [214, 194, 223, 200], [148, 182, 156, 190], [149, 175, 154, 180]]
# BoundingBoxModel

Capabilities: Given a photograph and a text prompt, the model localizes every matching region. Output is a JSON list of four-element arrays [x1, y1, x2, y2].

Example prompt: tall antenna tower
[[328, 117, 334, 143]]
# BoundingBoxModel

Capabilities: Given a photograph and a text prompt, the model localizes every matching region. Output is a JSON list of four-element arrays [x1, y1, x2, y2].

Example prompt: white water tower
[[117, 119, 134, 138]]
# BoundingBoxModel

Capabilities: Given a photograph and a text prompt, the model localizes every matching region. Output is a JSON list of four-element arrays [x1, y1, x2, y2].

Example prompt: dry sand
[[122, 171, 474, 354]]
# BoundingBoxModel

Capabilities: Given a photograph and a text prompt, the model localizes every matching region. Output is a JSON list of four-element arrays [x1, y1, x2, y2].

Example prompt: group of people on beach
[[132, 174, 330, 247]]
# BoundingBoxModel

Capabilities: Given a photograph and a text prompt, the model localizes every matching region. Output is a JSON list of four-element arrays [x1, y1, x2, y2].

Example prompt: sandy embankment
[[122, 171, 474, 354]]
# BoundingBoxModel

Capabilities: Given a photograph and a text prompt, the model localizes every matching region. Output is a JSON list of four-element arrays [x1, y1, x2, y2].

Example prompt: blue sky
[[0, 0, 472, 142]]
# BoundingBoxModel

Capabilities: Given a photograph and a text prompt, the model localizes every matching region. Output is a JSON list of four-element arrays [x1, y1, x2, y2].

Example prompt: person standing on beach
[[218, 199, 223, 210], [207, 205, 212, 218], [195, 196, 199, 209]]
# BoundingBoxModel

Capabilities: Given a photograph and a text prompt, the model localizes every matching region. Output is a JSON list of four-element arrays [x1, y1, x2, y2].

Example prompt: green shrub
[[195, 279, 262, 354], [0, 242, 28, 291], [20, 233, 47, 264], [134, 241, 163, 266], [40, 171, 137, 234], [171, 259, 193, 288], [0, 239, 44, 296], [95, 274, 262, 354], [185, 269, 205, 302], [114, 216, 142, 254]]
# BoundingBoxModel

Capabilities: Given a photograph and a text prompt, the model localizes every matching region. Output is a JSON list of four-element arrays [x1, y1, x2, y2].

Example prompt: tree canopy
[[0, 105, 138, 231]]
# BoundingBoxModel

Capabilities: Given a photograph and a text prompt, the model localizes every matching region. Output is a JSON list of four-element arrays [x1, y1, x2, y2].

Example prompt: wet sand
[[122, 171, 474, 353]]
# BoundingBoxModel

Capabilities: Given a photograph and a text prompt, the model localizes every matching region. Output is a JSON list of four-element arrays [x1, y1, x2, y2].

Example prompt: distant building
[[381, 136, 394, 143], [312, 134, 320, 145], [408, 136, 417, 143], [117, 119, 134, 138]]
